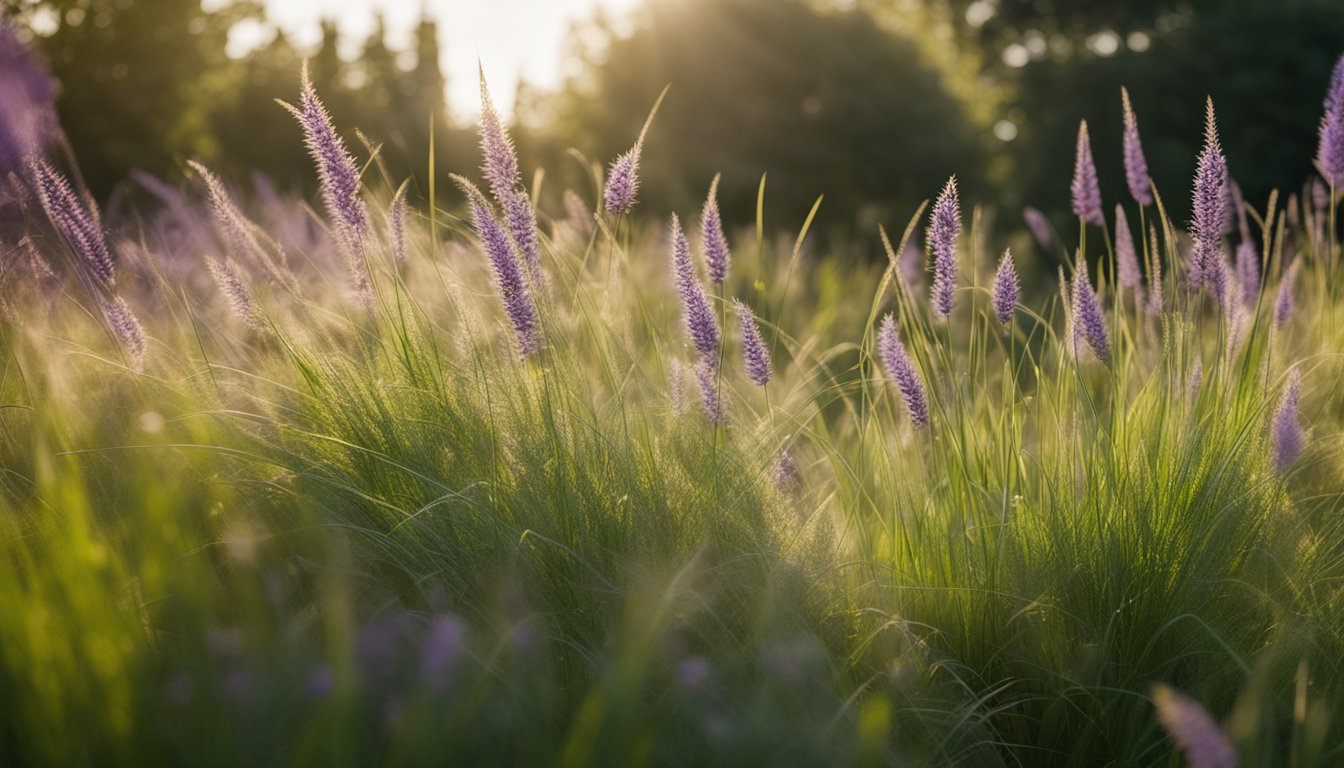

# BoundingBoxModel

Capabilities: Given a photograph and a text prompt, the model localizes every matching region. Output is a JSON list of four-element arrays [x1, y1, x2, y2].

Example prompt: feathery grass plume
[[733, 298, 772, 386], [1072, 260, 1110, 364], [604, 86, 668, 216], [694, 358, 724, 425], [478, 70, 543, 287], [671, 213, 720, 363], [991, 248, 1018, 326], [1189, 99, 1228, 292], [1071, 120, 1104, 226], [1114, 204, 1141, 291], [1272, 368, 1304, 472], [30, 160, 114, 286], [668, 358, 687, 414], [1234, 241, 1259, 308], [284, 63, 372, 298], [1120, 87, 1153, 206], [18, 234, 55, 281], [206, 256, 260, 329], [1187, 357, 1204, 400], [390, 181, 408, 266], [1023, 206, 1054, 250], [98, 294, 146, 371], [1316, 53, 1344, 187], [452, 175, 540, 358], [1153, 685, 1238, 768], [188, 161, 294, 290], [1210, 253, 1232, 312], [1146, 223, 1164, 316], [927, 176, 960, 318], [562, 189, 592, 235], [702, 174, 731, 285], [772, 449, 801, 494], [0, 20, 59, 176], [876, 313, 929, 429], [1274, 259, 1299, 328]]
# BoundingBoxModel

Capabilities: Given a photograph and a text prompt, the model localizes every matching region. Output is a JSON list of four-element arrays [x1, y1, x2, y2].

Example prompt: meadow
[[2, 36, 1344, 766]]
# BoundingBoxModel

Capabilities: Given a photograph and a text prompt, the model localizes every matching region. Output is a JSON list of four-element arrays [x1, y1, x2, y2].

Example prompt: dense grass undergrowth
[[2, 56, 1344, 767]]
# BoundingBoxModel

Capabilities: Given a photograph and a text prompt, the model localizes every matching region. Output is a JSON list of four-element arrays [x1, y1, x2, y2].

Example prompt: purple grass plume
[[991, 248, 1019, 326], [1147, 224, 1164, 316], [694, 358, 724, 425], [1317, 53, 1344, 188], [734, 298, 772, 386], [390, 182, 408, 266], [1073, 260, 1110, 364], [1274, 259, 1299, 329], [452, 175, 540, 358], [1024, 207, 1054, 251], [189, 161, 294, 290], [0, 21, 59, 176], [1153, 685, 1238, 768], [285, 64, 373, 301], [478, 71, 543, 288], [99, 295, 146, 371], [1189, 99, 1229, 293], [1071, 120, 1104, 226], [702, 174, 731, 285], [1121, 87, 1153, 206], [1272, 369, 1304, 473], [876, 314, 929, 430], [927, 176, 960, 318], [207, 256, 261, 330], [604, 87, 667, 216], [1114, 204, 1141, 291], [772, 449, 802, 494], [1234, 240, 1259, 309], [30, 160, 115, 287], [671, 213, 721, 363]]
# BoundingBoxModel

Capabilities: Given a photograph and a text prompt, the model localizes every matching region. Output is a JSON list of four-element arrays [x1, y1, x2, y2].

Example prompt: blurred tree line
[[6, 0, 1344, 250]]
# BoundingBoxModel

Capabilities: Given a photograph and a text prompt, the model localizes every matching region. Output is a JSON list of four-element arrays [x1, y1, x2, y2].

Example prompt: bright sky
[[220, 0, 642, 119]]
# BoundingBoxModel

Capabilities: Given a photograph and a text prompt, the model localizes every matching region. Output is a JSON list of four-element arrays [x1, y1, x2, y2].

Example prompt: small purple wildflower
[[1189, 99, 1228, 293], [1316, 53, 1344, 188], [1153, 685, 1238, 768], [927, 176, 960, 318], [702, 174, 730, 285], [453, 176, 540, 358], [30, 160, 115, 287], [1274, 260, 1299, 329], [1073, 260, 1110, 364], [733, 298, 772, 386], [1023, 207, 1054, 250], [478, 72, 543, 288], [1071, 120, 1104, 226], [1114, 204, 1141, 291], [876, 314, 929, 429], [671, 213, 720, 363], [390, 182, 408, 266], [1272, 369, 1304, 472], [991, 248, 1018, 326], [1121, 87, 1153, 206]]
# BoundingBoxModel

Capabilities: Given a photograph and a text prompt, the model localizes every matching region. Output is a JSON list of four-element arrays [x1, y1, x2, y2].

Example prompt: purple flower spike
[[99, 295, 146, 371], [1153, 685, 1239, 768], [1147, 224, 1164, 316], [876, 314, 929, 429], [1073, 260, 1110, 364], [1317, 53, 1344, 188], [1272, 369, 1304, 473], [1274, 260, 1299, 329], [927, 176, 960, 318], [1234, 241, 1259, 309], [30, 160, 115, 287], [695, 358, 724, 425], [733, 298, 772, 386], [1189, 99, 1229, 293], [478, 71, 543, 288], [671, 213, 720, 363], [1114, 204, 1141, 291], [287, 65, 372, 299], [604, 149, 640, 216], [1024, 207, 1054, 251], [702, 174, 730, 285], [991, 248, 1018, 326], [1071, 121, 1104, 227], [1121, 87, 1153, 206], [390, 183, 408, 265], [772, 449, 802, 494], [453, 175, 540, 358], [189, 161, 294, 290], [207, 256, 260, 329]]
